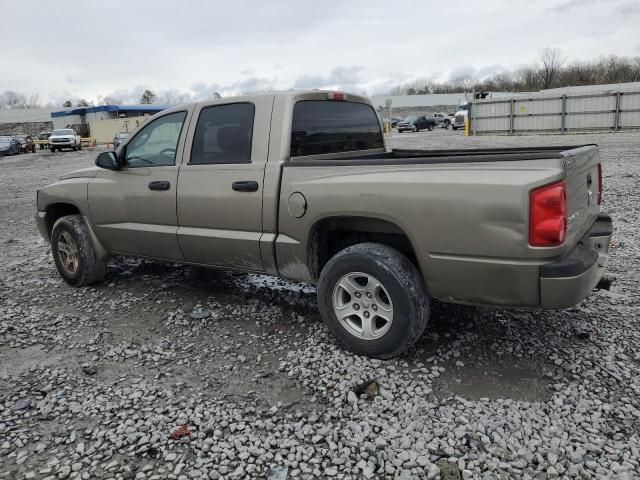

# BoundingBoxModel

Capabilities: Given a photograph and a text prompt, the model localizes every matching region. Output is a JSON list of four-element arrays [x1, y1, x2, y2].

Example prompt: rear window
[[290, 101, 383, 157]]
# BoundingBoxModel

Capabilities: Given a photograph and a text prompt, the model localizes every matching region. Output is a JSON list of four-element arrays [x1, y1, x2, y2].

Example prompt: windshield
[[405, 116, 417, 122], [53, 129, 74, 136], [0, 136, 11, 143], [117, 132, 129, 138]]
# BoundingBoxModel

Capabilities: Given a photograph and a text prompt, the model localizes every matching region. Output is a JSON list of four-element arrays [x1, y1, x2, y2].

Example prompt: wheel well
[[45, 203, 80, 237], [308, 216, 420, 280]]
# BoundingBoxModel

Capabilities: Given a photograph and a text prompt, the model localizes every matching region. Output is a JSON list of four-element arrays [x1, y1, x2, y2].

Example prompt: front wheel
[[318, 243, 429, 359], [51, 214, 107, 286]]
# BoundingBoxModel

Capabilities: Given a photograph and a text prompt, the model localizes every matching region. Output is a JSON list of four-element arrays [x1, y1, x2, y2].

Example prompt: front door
[[88, 110, 190, 260], [176, 97, 273, 271]]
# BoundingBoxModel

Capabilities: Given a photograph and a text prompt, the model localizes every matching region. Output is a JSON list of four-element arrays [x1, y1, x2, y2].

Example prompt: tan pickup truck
[[36, 90, 612, 358]]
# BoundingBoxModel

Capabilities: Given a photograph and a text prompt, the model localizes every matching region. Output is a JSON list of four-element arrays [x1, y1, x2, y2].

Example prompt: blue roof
[[51, 104, 171, 118]]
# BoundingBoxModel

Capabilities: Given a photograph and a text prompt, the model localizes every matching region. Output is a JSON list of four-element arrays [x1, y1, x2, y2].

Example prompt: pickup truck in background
[[49, 128, 82, 152], [432, 112, 450, 128], [36, 90, 612, 358], [397, 115, 436, 133]]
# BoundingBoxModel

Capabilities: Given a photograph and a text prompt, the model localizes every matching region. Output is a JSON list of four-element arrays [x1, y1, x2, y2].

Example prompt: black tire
[[318, 243, 429, 359], [428, 125, 433, 131], [452, 126, 458, 131], [78, 142, 82, 151], [72, 144, 77, 151], [50, 147, 56, 153], [51, 214, 107, 286]]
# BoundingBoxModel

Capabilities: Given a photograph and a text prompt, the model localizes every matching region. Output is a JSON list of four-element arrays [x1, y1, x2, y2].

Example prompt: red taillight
[[327, 92, 346, 101], [597, 163, 603, 205], [529, 181, 567, 247]]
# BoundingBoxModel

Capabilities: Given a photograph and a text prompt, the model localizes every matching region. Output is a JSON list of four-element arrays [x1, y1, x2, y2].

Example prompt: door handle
[[232, 180, 259, 192], [148, 181, 171, 191]]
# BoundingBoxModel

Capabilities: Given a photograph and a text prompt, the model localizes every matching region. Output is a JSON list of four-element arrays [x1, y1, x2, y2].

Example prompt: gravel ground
[[1, 130, 639, 480]]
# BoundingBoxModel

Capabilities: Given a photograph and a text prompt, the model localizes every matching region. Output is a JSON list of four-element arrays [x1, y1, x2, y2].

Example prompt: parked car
[[37, 131, 52, 150], [397, 115, 436, 133], [35, 90, 612, 359], [49, 129, 82, 152], [432, 112, 450, 128], [113, 132, 130, 148], [13, 134, 36, 153], [0, 135, 21, 155]]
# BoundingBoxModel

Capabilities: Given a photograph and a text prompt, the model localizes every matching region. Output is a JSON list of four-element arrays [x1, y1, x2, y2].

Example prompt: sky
[[1, 0, 639, 105]]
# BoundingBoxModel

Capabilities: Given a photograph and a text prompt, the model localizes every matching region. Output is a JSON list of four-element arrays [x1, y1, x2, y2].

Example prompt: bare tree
[[25, 94, 40, 109], [0, 90, 26, 109], [538, 47, 565, 89], [102, 95, 121, 105]]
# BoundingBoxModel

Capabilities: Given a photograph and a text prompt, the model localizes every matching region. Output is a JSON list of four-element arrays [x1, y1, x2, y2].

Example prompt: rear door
[[176, 96, 273, 271]]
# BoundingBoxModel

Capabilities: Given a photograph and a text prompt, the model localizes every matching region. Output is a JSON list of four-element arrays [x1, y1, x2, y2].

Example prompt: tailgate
[[562, 145, 601, 248]]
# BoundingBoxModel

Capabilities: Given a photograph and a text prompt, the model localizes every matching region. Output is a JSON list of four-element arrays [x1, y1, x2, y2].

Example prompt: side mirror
[[95, 151, 120, 170]]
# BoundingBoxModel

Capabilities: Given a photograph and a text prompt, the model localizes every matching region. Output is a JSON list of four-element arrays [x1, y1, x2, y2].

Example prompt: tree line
[[0, 89, 160, 110], [390, 49, 640, 95]]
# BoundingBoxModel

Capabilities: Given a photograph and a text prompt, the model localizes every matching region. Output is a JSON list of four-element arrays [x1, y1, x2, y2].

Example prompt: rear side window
[[191, 103, 254, 164], [290, 101, 383, 157]]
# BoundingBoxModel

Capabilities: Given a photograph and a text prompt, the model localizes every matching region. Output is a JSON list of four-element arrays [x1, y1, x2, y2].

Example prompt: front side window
[[125, 111, 187, 167], [190, 103, 254, 165], [290, 100, 383, 158]]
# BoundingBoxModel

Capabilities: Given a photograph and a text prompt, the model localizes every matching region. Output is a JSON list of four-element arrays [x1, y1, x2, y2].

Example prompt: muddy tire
[[51, 214, 107, 286], [318, 243, 429, 359]]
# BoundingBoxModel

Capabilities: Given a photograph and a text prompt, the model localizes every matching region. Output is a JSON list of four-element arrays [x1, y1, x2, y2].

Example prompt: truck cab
[[451, 102, 471, 130]]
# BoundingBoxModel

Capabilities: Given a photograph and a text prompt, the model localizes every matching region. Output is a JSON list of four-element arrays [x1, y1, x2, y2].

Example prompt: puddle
[[433, 361, 551, 402]]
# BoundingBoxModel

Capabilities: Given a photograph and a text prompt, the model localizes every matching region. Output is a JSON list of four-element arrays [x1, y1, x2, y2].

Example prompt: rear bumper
[[539, 213, 612, 309]]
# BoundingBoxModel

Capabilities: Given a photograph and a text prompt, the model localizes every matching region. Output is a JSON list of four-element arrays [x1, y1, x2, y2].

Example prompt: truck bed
[[287, 145, 596, 166], [279, 143, 603, 308]]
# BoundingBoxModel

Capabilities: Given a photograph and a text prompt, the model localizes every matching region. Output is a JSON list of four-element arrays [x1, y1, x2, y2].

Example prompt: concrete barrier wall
[[472, 91, 640, 135], [0, 121, 53, 137]]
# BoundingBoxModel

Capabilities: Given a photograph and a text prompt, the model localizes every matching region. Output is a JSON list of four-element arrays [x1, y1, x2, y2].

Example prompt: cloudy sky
[[1, 0, 639, 104]]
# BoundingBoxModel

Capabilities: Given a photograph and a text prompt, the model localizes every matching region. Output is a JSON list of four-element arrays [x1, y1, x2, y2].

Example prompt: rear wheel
[[318, 243, 429, 359], [51, 214, 107, 286]]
